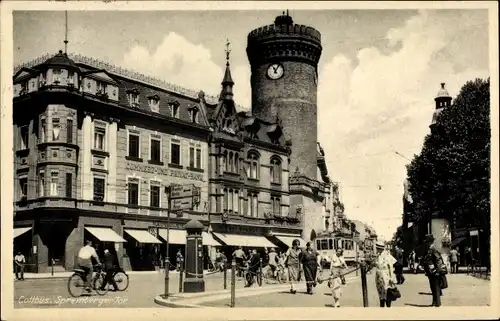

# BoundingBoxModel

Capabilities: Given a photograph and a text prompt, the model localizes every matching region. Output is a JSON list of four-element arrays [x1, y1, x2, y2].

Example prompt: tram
[[314, 234, 363, 268]]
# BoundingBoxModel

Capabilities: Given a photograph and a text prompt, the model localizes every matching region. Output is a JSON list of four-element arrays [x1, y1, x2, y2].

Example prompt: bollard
[[223, 261, 227, 290], [230, 260, 236, 308], [179, 261, 184, 293], [259, 258, 263, 287], [164, 258, 170, 298], [51, 259, 54, 276], [360, 262, 369, 307]]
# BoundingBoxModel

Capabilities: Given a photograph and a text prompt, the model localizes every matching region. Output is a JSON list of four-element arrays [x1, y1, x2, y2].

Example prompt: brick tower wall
[[250, 61, 318, 179]]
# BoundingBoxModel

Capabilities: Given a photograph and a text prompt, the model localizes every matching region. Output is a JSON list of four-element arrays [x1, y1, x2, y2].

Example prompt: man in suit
[[100, 249, 119, 292]]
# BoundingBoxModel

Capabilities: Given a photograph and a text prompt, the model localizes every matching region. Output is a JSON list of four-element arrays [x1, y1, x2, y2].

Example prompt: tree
[[406, 78, 490, 235]]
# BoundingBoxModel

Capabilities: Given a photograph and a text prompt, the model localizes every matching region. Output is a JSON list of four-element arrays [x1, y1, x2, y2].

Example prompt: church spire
[[220, 38, 234, 101], [64, 11, 69, 55]]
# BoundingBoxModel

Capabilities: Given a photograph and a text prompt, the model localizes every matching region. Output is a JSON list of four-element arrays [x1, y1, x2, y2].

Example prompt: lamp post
[[164, 185, 171, 298]]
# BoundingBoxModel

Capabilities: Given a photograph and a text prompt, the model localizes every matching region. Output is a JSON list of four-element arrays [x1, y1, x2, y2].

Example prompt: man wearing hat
[[100, 249, 119, 292], [420, 234, 445, 307]]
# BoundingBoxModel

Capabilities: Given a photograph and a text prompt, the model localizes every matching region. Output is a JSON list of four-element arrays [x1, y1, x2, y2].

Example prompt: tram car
[[314, 235, 363, 268]]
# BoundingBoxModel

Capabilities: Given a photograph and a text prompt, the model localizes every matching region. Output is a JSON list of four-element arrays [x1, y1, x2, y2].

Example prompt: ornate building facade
[[13, 12, 341, 273]]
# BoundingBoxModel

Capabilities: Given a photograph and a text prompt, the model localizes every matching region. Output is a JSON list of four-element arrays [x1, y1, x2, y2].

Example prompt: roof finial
[[225, 38, 231, 67], [441, 82, 445, 89], [286, 9, 289, 16], [64, 10, 69, 55]]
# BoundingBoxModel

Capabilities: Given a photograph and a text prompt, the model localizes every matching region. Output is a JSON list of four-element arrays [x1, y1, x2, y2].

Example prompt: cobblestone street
[[199, 273, 491, 308]]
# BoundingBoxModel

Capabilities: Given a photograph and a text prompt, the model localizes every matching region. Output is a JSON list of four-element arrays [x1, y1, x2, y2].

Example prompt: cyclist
[[76, 240, 101, 291], [245, 249, 261, 287], [232, 246, 246, 277]]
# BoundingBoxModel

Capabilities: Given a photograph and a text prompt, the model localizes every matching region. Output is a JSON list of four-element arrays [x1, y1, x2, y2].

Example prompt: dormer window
[[127, 88, 140, 108], [188, 106, 199, 123], [148, 95, 160, 113], [52, 69, 62, 83], [170, 102, 180, 118], [20, 82, 28, 95], [96, 81, 107, 94], [68, 71, 75, 85]]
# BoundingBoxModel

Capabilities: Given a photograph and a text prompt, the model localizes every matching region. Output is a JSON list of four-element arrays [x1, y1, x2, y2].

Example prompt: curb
[[155, 275, 360, 308]]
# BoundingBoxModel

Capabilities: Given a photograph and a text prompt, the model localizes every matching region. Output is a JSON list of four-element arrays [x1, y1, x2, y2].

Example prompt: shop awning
[[213, 233, 276, 248], [274, 234, 307, 248], [451, 236, 467, 248], [14, 227, 32, 238], [85, 227, 126, 243], [203, 232, 222, 246], [124, 229, 162, 244], [158, 229, 187, 244]]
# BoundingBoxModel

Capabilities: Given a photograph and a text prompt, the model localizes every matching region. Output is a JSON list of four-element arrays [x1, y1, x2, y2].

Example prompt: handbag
[[386, 286, 401, 301], [439, 274, 448, 289]]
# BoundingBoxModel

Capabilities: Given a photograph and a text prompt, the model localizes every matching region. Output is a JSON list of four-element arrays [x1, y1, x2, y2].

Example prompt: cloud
[[318, 10, 489, 240]]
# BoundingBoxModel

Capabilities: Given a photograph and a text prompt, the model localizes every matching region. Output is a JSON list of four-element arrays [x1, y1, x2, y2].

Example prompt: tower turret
[[430, 82, 452, 129], [246, 11, 322, 179]]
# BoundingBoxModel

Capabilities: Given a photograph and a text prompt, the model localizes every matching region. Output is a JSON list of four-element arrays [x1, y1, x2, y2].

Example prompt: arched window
[[222, 150, 228, 172], [228, 188, 233, 212], [234, 153, 239, 174], [223, 188, 228, 211], [229, 152, 233, 173], [247, 151, 260, 179], [270, 157, 282, 184]]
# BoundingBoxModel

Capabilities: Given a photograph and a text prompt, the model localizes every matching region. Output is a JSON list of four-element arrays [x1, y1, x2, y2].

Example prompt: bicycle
[[67, 264, 108, 297], [466, 260, 479, 276], [262, 265, 287, 284], [112, 266, 129, 291]]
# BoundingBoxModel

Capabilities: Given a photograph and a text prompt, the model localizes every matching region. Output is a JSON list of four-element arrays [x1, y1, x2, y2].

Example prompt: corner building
[[247, 13, 329, 242]]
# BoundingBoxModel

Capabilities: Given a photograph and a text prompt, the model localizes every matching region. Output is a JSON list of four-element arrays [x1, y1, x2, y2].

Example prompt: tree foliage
[[406, 78, 490, 233]]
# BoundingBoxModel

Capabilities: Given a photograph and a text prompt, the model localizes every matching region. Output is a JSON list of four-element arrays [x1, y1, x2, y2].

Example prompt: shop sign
[[171, 198, 193, 211], [125, 162, 204, 182], [171, 184, 196, 199]]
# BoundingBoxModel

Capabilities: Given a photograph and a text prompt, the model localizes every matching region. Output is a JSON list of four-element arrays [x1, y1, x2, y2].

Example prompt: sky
[[13, 9, 490, 241]]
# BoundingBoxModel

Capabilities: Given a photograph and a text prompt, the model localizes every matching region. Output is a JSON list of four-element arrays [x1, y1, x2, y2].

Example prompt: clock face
[[267, 63, 284, 80]]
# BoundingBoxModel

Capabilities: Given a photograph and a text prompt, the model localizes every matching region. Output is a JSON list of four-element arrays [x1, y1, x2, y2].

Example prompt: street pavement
[[13, 270, 248, 309], [200, 273, 491, 308]]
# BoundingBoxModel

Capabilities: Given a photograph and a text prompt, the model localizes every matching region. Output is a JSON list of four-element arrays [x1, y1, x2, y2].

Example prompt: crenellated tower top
[[246, 11, 322, 68]]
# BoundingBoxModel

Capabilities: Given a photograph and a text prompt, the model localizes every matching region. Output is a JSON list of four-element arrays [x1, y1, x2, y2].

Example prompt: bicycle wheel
[[67, 274, 85, 298], [93, 273, 109, 296], [114, 271, 129, 291]]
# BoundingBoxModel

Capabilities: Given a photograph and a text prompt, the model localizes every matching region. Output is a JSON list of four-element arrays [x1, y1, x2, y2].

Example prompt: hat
[[104, 249, 109, 254], [424, 234, 435, 243]]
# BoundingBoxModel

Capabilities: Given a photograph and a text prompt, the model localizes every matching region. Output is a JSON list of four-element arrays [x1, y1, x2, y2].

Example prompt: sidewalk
[[15, 269, 222, 280]]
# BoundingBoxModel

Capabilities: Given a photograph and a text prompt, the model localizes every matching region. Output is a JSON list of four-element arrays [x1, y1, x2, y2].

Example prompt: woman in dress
[[301, 242, 321, 294], [375, 246, 398, 307], [285, 239, 302, 294]]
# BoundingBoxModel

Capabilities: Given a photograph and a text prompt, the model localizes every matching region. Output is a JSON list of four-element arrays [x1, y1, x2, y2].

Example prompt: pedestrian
[[449, 247, 459, 274], [300, 242, 321, 295], [421, 234, 446, 307], [393, 246, 405, 284], [14, 251, 26, 280], [284, 239, 302, 294], [328, 251, 344, 307], [100, 249, 119, 292], [176, 249, 184, 271], [408, 250, 416, 273], [375, 246, 398, 307], [335, 249, 348, 285]]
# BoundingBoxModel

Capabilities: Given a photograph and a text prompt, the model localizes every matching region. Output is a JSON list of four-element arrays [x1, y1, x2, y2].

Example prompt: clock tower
[[247, 11, 322, 180], [247, 12, 326, 242]]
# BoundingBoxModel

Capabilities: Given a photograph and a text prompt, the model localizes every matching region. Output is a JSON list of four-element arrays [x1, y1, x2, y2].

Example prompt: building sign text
[[125, 162, 204, 182]]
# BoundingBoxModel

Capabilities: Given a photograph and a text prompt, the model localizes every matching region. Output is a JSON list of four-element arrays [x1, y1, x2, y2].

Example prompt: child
[[329, 252, 344, 307]]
